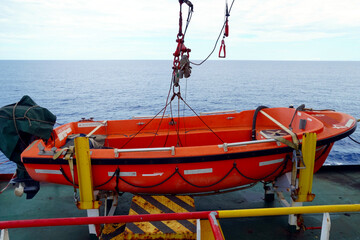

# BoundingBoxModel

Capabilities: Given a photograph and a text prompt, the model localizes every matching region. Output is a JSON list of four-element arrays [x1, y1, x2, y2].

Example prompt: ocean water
[[0, 60, 359, 173]]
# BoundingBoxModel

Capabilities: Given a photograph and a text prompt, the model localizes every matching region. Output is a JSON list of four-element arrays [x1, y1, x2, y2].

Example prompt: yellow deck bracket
[[296, 132, 317, 202], [74, 137, 101, 210]]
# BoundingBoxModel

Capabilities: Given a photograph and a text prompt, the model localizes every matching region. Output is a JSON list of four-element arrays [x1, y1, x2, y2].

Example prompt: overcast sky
[[1, 0, 359, 60]]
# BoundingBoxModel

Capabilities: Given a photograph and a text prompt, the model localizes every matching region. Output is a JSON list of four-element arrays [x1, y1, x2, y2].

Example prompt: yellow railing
[[218, 204, 360, 218]]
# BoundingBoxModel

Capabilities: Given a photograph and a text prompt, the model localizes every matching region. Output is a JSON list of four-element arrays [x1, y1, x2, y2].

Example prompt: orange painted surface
[[21, 108, 356, 194]]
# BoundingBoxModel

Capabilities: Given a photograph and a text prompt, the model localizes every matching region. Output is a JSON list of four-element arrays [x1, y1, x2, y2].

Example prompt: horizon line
[[0, 59, 359, 62]]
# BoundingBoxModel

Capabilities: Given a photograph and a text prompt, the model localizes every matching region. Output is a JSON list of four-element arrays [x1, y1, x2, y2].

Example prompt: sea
[[0, 60, 359, 173]]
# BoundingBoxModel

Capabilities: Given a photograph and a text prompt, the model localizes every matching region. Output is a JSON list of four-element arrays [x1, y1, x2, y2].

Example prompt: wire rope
[[190, 0, 235, 66]]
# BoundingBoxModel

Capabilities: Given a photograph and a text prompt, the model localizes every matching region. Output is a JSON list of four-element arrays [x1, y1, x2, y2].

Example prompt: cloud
[[9, 0, 178, 35], [1, 0, 359, 59], [230, 0, 360, 41]]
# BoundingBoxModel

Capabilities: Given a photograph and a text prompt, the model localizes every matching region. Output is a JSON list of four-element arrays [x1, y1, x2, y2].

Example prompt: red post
[[208, 211, 225, 240]]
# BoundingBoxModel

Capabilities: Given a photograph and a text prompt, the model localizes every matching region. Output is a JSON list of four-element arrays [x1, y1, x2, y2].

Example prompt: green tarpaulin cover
[[0, 95, 56, 178]]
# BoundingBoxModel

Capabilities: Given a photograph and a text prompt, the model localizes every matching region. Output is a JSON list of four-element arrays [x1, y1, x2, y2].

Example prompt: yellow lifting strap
[[53, 147, 76, 185], [266, 135, 298, 150], [53, 146, 78, 201], [53, 147, 69, 160], [260, 110, 300, 150], [64, 146, 76, 188]]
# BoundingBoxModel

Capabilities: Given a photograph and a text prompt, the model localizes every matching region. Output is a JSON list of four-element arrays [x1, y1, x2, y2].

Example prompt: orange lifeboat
[[21, 106, 356, 194]]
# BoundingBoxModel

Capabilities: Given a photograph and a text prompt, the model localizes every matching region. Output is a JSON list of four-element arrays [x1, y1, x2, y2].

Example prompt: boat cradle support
[[73, 136, 102, 237], [74, 137, 100, 210], [271, 132, 318, 230]]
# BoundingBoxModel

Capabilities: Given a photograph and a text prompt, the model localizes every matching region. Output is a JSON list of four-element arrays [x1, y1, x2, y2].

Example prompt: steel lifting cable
[[219, 0, 230, 58], [349, 135, 360, 145], [190, 0, 235, 66], [128, 0, 226, 147], [119, 101, 173, 149], [179, 94, 225, 143], [149, 0, 193, 148], [331, 118, 359, 144], [181, 0, 193, 37], [347, 119, 360, 145], [176, 93, 183, 146], [0, 172, 16, 194], [147, 80, 174, 148], [172, 0, 193, 75]]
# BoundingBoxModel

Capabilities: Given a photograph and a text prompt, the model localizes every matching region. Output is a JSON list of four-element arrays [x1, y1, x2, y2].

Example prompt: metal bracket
[[38, 143, 57, 156], [293, 150, 306, 170], [223, 143, 228, 152]]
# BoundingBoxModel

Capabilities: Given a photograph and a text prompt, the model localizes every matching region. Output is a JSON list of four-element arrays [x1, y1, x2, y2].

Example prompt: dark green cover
[[0, 95, 56, 178]]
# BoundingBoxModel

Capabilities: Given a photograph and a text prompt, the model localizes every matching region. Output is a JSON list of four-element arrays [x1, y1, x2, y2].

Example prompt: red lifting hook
[[219, 40, 226, 58]]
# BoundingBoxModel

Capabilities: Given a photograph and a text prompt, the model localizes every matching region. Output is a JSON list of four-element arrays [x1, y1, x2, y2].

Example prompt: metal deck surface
[[0, 165, 359, 240]]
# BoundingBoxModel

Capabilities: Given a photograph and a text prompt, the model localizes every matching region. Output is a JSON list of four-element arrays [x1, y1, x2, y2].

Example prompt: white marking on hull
[[345, 119, 354, 128], [58, 127, 72, 141], [108, 172, 136, 177], [184, 168, 213, 175], [35, 169, 62, 175], [333, 124, 346, 129], [259, 158, 284, 166], [142, 173, 164, 177]]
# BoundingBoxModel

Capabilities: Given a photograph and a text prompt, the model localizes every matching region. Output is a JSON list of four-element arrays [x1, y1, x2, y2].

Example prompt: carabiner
[[218, 39, 226, 58]]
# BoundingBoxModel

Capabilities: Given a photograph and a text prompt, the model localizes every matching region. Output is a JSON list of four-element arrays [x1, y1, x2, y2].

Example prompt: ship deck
[[0, 165, 359, 240]]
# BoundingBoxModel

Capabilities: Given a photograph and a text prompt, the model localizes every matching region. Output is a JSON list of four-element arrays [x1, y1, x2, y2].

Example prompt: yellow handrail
[[218, 204, 360, 218]]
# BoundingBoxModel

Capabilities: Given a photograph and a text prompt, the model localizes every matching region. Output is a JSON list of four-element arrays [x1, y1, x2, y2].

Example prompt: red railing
[[0, 210, 224, 240]]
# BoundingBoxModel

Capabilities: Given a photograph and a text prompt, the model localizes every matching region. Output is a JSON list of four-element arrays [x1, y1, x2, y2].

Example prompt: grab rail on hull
[[113, 139, 279, 157], [113, 139, 278, 157], [218, 139, 277, 152], [114, 146, 176, 157]]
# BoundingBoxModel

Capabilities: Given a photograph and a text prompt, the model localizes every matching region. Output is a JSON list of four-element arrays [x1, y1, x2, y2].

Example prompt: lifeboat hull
[[21, 108, 356, 194]]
